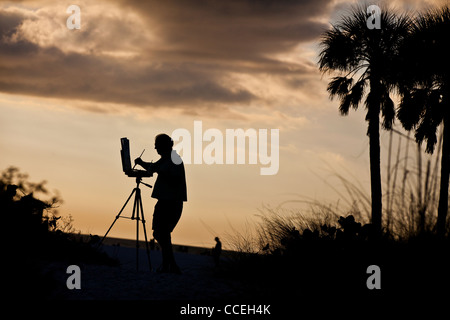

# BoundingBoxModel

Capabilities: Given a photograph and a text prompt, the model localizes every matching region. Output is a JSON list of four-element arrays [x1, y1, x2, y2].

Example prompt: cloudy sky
[[0, 0, 445, 248]]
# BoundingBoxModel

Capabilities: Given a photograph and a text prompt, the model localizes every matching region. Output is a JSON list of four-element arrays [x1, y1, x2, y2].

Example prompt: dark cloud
[[0, 9, 25, 37], [0, 42, 255, 107], [123, 0, 331, 62], [0, 0, 334, 112]]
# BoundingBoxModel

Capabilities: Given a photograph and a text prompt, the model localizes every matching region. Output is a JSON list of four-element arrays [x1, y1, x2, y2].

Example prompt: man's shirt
[[150, 155, 187, 202]]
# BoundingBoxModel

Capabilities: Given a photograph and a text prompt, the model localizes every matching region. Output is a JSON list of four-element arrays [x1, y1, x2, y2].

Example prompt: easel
[[99, 174, 152, 271]]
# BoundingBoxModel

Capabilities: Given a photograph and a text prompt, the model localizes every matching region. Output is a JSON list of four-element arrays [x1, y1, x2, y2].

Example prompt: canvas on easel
[[120, 137, 132, 173]]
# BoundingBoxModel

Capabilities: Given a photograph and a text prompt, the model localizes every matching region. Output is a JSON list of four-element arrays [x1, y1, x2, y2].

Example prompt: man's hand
[[134, 157, 156, 174], [134, 157, 143, 167]]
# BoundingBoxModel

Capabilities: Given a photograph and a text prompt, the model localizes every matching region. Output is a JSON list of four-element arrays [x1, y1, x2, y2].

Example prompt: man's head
[[155, 134, 173, 156]]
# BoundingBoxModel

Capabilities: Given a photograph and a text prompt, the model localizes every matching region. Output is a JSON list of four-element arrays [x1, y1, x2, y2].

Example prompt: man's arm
[[134, 158, 156, 174]]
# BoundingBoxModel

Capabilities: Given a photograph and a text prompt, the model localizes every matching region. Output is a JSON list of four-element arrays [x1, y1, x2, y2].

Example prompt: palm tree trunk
[[367, 78, 383, 238], [436, 113, 450, 237], [368, 112, 383, 237]]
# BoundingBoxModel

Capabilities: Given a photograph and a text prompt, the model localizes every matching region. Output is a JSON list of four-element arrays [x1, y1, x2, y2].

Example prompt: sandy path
[[44, 245, 244, 300]]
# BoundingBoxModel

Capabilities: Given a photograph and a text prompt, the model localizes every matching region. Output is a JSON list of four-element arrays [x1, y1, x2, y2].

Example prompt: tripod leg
[[131, 188, 138, 220], [134, 189, 140, 271], [98, 188, 137, 247], [139, 193, 152, 271]]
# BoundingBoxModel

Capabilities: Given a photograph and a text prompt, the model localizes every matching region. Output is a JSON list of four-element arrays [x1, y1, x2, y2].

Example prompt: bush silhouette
[[1, 166, 117, 299]]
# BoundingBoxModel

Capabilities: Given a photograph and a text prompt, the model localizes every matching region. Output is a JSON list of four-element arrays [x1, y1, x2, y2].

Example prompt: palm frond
[[339, 94, 352, 116], [427, 90, 444, 124], [364, 90, 380, 123], [318, 27, 358, 73], [415, 117, 437, 154], [319, 3, 414, 126], [397, 88, 427, 131], [349, 78, 366, 110], [381, 94, 395, 130], [327, 76, 353, 99]]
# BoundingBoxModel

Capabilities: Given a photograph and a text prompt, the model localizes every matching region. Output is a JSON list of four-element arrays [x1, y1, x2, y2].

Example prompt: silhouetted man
[[213, 237, 222, 267], [135, 134, 187, 274]]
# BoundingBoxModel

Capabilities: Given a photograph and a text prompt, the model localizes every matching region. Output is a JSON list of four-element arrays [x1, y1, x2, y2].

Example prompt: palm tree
[[397, 5, 450, 237], [318, 5, 411, 236]]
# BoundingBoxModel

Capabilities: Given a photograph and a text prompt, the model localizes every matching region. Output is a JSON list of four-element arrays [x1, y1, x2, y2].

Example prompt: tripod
[[99, 176, 152, 271]]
